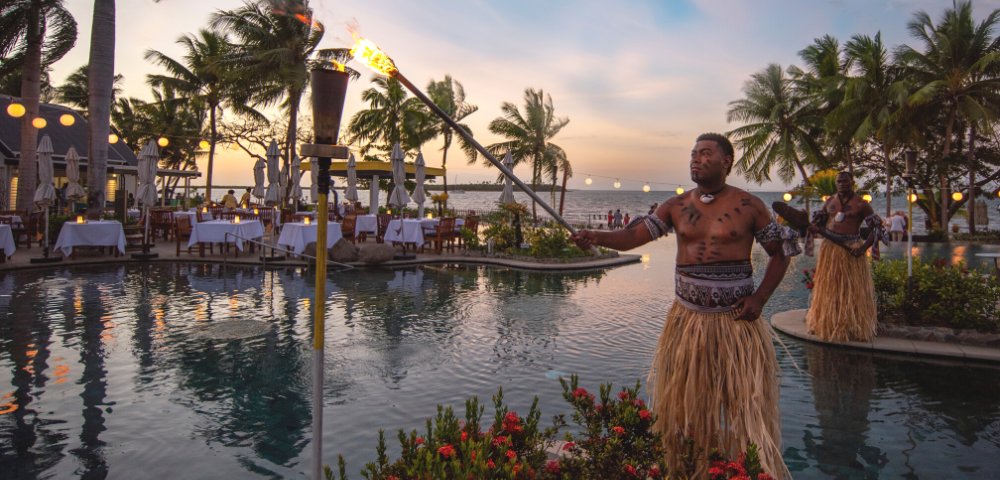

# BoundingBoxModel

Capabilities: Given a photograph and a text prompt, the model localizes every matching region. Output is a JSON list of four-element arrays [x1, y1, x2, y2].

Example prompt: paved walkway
[[772, 309, 1000, 363]]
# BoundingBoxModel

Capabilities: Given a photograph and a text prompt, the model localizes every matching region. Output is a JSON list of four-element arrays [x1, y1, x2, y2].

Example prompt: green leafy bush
[[459, 228, 480, 250], [482, 223, 517, 253], [872, 257, 1000, 331], [523, 227, 589, 259], [952, 229, 1000, 244]]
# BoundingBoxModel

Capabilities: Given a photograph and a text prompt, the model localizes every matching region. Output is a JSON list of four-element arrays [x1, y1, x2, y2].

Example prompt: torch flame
[[348, 28, 397, 75]]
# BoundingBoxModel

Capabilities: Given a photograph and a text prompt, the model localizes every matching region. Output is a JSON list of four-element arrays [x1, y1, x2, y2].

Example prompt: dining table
[[53, 220, 126, 258], [277, 222, 344, 256], [354, 214, 378, 236], [420, 218, 464, 232], [0, 224, 16, 261], [187, 219, 264, 257], [383, 219, 427, 246]]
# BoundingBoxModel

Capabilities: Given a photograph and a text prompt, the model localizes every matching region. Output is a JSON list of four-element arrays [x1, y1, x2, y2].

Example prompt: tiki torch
[[350, 37, 601, 255], [299, 65, 351, 480]]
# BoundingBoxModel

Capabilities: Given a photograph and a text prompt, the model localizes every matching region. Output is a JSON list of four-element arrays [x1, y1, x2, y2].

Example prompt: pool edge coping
[[771, 309, 1000, 364]]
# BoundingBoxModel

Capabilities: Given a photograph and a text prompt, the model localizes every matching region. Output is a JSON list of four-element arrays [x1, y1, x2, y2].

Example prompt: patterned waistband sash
[[824, 230, 861, 244], [674, 262, 755, 313]]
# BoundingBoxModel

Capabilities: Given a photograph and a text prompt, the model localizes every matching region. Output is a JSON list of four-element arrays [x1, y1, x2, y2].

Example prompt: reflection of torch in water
[[349, 32, 600, 254]]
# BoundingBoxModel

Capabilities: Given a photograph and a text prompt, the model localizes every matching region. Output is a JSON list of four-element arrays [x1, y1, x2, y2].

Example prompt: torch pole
[[392, 72, 600, 255], [311, 156, 330, 480]]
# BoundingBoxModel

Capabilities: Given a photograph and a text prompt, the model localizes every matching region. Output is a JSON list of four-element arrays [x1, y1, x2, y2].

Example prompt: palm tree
[[828, 33, 910, 218], [726, 64, 825, 206], [211, 0, 356, 188], [899, 0, 1000, 235], [1, 0, 77, 212], [54, 63, 123, 116], [426, 76, 478, 206], [345, 76, 426, 157], [85, 0, 115, 216], [145, 29, 261, 203], [483, 88, 569, 220]]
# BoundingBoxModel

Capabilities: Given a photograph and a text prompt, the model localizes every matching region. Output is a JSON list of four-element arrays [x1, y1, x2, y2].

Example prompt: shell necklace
[[698, 185, 727, 204], [835, 192, 854, 222]]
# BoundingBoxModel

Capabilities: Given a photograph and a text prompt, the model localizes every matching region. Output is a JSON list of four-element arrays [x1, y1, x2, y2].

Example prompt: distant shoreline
[[424, 184, 561, 192]]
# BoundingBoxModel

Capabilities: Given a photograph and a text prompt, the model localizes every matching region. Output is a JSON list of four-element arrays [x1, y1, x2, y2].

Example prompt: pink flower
[[545, 461, 560, 473], [632, 399, 645, 408], [563, 442, 575, 450], [612, 426, 626, 435], [437, 445, 455, 458], [623, 464, 637, 476]]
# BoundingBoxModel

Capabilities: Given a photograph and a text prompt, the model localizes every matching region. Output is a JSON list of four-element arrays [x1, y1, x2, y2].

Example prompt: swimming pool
[[1, 239, 998, 478]]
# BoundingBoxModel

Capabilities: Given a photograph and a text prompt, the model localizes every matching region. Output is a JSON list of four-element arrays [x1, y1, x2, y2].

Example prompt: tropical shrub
[[872, 257, 1000, 331], [523, 226, 589, 259], [459, 228, 480, 250], [481, 222, 517, 253]]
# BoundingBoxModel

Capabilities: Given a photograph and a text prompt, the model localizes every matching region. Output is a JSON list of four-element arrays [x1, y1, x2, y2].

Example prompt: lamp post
[[299, 67, 351, 480]]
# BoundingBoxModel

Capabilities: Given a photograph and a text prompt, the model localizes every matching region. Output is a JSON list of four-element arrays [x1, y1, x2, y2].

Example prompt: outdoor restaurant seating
[[422, 217, 457, 254], [288, 214, 310, 223], [12, 212, 43, 249], [151, 209, 174, 240], [174, 215, 202, 256], [459, 216, 479, 249], [341, 215, 359, 244], [375, 213, 392, 243], [208, 205, 224, 219]]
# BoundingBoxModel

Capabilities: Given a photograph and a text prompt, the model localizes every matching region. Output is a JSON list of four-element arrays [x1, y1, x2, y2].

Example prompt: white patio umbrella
[[136, 140, 160, 253], [499, 147, 515, 204], [264, 140, 281, 207], [252, 155, 266, 201], [310, 156, 318, 203], [387, 142, 410, 209], [344, 153, 359, 204], [64, 147, 86, 209], [412, 152, 427, 218], [33, 136, 57, 255], [289, 155, 303, 204]]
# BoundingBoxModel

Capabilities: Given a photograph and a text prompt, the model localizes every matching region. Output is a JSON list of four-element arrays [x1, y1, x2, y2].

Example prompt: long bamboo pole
[[391, 72, 600, 255], [311, 156, 330, 480]]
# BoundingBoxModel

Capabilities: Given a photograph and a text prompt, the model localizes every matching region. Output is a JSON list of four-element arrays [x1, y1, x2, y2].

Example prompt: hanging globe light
[[862, 194, 873, 202], [585, 177, 592, 185], [909, 193, 918, 203], [158, 137, 169, 147], [952, 192, 963, 201], [230, 143, 239, 151], [613, 180, 621, 189], [59, 114, 75, 126], [7, 103, 25, 118], [199, 140, 210, 150], [32, 117, 46, 129], [782, 192, 792, 201], [643, 184, 650, 193], [108, 133, 119, 144], [676, 187, 684, 195]]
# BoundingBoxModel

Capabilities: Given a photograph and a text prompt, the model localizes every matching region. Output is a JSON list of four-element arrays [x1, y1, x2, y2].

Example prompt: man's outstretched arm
[[571, 203, 671, 252]]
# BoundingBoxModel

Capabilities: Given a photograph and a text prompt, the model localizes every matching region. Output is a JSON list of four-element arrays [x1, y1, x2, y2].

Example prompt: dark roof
[[0, 94, 138, 166]]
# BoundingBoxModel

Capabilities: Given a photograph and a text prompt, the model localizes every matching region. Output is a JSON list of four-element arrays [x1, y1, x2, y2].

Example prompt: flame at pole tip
[[348, 27, 397, 75]]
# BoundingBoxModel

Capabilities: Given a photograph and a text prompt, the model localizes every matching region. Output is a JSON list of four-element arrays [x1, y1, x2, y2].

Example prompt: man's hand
[[850, 246, 866, 257], [732, 294, 765, 322], [806, 225, 819, 235], [570, 230, 598, 250]]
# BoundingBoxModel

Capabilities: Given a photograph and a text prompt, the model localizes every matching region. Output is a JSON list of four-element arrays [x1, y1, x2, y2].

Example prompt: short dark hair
[[246, 187, 251, 192], [228, 189, 235, 194], [696, 133, 735, 174], [837, 171, 854, 180]]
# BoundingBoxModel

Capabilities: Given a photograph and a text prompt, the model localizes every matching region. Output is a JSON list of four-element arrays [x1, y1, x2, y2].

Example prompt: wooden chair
[[288, 214, 310, 223], [459, 216, 480, 249], [208, 205, 224, 219], [174, 216, 198, 256], [219, 211, 240, 221], [150, 209, 174, 240], [341, 215, 358, 244], [12, 211, 44, 249], [375, 214, 393, 243], [422, 217, 457, 254], [0, 217, 12, 226]]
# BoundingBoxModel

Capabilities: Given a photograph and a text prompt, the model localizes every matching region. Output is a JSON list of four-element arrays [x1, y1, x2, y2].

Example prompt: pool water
[[1, 238, 999, 479]]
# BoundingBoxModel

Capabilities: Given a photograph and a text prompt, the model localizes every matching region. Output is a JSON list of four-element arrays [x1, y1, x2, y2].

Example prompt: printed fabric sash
[[864, 214, 889, 260], [803, 211, 889, 259], [675, 262, 755, 313], [754, 221, 802, 257]]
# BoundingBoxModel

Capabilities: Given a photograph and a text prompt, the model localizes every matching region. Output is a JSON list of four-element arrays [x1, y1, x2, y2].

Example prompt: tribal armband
[[625, 215, 670, 239], [811, 209, 829, 226], [864, 214, 889, 260], [754, 221, 802, 257]]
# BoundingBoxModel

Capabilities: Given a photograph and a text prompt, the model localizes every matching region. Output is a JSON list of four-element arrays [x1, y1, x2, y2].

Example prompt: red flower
[[732, 476, 751, 480], [487, 459, 495, 469], [506, 449, 516, 460], [649, 467, 659, 476], [414, 437, 424, 445], [757, 475, 776, 480], [572, 388, 589, 398], [727, 461, 747, 475], [802, 269, 808, 273], [618, 391, 630, 400], [545, 461, 560, 473], [612, 426, 625, 435], [595, 404, 603, 411], [712, 461, 726, 469], [492, 436, 508, 446], [563, 442, 575, 450], [437, 445, 455, 458], [708, 467, 725, 478], [623, 464, 637, 476], [504, 411, 519, 423], [387, 476, 399, 480], [806, 283, 814, 289], [639, 409, 652, 420], [471, 450, 476, 461]]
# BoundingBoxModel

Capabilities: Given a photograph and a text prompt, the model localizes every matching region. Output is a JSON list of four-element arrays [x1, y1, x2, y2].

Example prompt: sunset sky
[[55, 0, 979, 192]]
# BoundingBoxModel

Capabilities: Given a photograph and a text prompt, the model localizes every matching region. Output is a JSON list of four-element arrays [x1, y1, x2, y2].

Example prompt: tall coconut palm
[[426, 76, 478, 205], [211, 0, 357, 187], [85, 0, 115, 216], [484, 88, 569, 220], [899, 0, 1000, 235], [726, 64, 825, 197], [54, 63, 123, 116], [145, 29, 262, 203], [828, 33, 911, 218], [345, 76, 426, 157], [0, 0, 77, 212]]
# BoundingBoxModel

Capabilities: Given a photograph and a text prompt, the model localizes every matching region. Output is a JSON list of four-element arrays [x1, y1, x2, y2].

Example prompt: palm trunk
[[968, 125, 977, 234], [206, 103, 217, 203], [884, 143, 891, 218], [16, 2, 42, 214], [940, 102, 958, 239], [86, 0, 115, 217], [284, 90, 300, 206], [441, 134, 450, 210], [795, 159, 811, 217], [847, 146, 853, 175], [530, 160, 538, 221]]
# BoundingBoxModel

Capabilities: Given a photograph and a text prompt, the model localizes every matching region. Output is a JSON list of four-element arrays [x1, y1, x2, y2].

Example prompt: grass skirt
[[648, 301, 788, 479], [806, 240, 877, 343]]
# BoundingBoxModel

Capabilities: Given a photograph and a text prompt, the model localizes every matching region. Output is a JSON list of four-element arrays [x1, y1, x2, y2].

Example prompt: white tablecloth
[[127, 209, 141, 219], [420, 218, 464, 232], [176, 211, 211, 223], [0, 225, 15, 257], [54, 221, 126, 256], [383, 219, 425, 244], [354, 214, 377, 234], [277, 222, 344, 253], [0, 215, 22, 226], [188, 220, 264, 251]]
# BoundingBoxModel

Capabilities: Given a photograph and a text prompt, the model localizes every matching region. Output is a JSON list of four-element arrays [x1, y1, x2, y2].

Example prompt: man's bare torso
[[655, 187, 768, 265], [822, 193, 873, 235]]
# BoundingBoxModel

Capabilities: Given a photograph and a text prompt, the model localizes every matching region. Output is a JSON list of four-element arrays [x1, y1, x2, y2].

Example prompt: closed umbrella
[[499, 148, 515, 204], [264, 140, 281, 207], [289, 155, 303, 203], [64, 147, 86, 209], [136, 140, 160, 254], [412, 152, 427, 218], [34, 136, 57, 257], [387, 142, 410, 209], [344, 153, 359, 204], [252, 155, 266, 200], [976, 199, 989, 226]]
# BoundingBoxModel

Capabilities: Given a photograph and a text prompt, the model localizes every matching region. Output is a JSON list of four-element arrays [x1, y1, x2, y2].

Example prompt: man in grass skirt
[[805, 171, 887, 343], [572, 133, 799, 479]]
